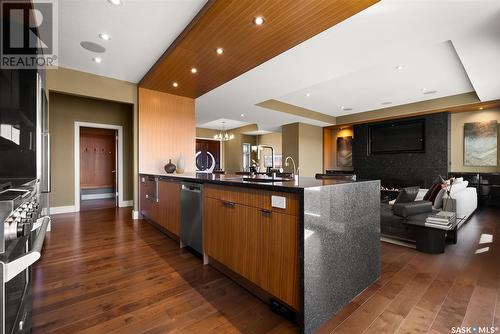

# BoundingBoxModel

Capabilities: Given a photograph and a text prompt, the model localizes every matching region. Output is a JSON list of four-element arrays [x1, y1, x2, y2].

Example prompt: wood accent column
[[138, 87, 195, 173]]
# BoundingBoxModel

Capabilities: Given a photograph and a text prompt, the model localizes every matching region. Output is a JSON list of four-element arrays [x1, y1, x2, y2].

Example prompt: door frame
[[74, 121, 124, 212], [196, 137, 223, 170]]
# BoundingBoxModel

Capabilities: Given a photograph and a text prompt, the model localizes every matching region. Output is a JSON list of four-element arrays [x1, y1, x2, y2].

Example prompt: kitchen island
[[139, 173, 380, 334]]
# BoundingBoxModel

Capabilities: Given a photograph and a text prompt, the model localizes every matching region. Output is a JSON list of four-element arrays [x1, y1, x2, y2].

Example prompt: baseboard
[[119, 200, 133, 208], [81, 193, 115, 200], [132, 210, 142, 220], [50, 205, 77, 215]]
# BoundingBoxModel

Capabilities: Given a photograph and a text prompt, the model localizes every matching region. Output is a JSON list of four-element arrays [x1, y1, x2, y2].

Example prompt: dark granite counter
[[140, 172, 359, 193]]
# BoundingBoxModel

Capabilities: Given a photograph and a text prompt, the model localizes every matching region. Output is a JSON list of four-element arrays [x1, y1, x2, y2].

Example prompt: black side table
[[403, 213, 463, 254]]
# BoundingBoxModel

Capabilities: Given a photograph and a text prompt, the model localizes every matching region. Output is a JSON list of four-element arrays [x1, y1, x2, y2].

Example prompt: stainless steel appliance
[[180, 182, 203, 254], [0, 180, 50, 334], [0, 62, 50, 334]]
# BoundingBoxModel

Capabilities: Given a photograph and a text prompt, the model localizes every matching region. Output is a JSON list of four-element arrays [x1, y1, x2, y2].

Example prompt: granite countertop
[[140, 172, 367, 193]]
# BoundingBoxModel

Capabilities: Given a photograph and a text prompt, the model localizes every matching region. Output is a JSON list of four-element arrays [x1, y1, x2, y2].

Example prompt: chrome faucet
[[285, 156, 299, 180]]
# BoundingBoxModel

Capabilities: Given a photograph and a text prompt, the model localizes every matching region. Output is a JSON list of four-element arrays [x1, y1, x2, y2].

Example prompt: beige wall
[[298, 123, 323, 177], [323, 127, 354, 172], [257, 132, 282, 170], [282, 123, 299, 174], [451, 108, 500, 173], [46, 67, 139, 210], [282, 123, 323, 176], [49, 92, 134, 207]]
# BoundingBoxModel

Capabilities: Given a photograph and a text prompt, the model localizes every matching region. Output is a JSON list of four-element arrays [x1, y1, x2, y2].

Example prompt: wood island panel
[[203, 185, 300, 309], [204, 184, 300, 216]]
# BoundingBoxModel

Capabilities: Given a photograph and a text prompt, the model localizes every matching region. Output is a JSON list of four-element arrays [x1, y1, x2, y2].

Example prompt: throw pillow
[[428, 183, 444, 204], [423, 182, 439, 201], [394, 186, 420, 204]]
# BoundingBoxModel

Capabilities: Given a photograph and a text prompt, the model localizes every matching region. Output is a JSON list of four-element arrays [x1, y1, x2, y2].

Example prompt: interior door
[[196, 139, 221, 171], [80, 127, 117, 202]]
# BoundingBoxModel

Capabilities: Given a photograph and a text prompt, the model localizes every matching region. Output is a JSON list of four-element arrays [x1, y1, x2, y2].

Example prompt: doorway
[[196, 138, 222, 172], [74, 122, 124, 212], [79, 127, 117, 210]]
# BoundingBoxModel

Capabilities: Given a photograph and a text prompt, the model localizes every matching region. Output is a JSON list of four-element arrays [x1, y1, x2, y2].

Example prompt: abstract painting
[[337, 136, 353, 167], [464, 120, 497, 166]]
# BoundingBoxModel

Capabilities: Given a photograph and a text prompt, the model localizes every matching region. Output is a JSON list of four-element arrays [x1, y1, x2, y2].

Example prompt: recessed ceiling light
[[240, 113, 245, 117], [253, 16, 265, 25], [381, 101, 392, 105], [305, 93, 311, 97], [172, 82, 178, 88], [422, 88, 437, 95], [93, 57, 102, 63], [190, 67, 197, 74], [99, 33, 111, 41], [340, 106, 353, 111], [108, 0, 122, 5], [216, 47, 224, 55], [479, 107, 484, 110], [396, 65, 403, 70]]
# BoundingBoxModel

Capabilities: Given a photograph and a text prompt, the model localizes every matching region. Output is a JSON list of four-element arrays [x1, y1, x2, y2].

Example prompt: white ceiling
[[56, 0, 500, 130], [278, 41, 474, 116], [195, 0, 500, 131], [58, 0, 207, 83]]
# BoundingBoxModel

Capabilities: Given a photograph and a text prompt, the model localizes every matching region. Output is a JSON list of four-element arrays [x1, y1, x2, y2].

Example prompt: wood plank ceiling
[[139, 0, 379, 98]]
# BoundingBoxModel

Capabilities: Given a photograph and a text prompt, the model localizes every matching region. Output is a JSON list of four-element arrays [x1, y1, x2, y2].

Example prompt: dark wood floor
[[32, 207, 500, 333]]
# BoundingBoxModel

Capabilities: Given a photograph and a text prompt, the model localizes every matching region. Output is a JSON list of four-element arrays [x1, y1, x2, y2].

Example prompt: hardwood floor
[[33, 207, 500, 333]]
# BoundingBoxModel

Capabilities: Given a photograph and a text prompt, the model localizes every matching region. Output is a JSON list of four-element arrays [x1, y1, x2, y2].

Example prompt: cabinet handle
[[260, 209, 272, 215], [222, 201, 235, 208]]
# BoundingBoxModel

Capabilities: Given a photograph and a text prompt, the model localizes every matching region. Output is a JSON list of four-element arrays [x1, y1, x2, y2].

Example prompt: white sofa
[[391, 178, 478, 227]]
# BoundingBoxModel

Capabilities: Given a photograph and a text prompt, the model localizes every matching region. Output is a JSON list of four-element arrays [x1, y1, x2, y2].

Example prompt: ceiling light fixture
[[479, 107, 484, 110], [340, 106, 353, 111], [381, 101, 392, 105], [396, 65, 403, 70], [213, 121, 234, 141], [191, 67, 197, 74], [93, 57, 102, 63], [305, 93, 311, 97], [240, 113, 245, 117], [108, 0, 122, 5], [253, 16, 265, 25], [216, 47, 224, 55], [172, 82, 178, 88], [99, 33, 111, 41]]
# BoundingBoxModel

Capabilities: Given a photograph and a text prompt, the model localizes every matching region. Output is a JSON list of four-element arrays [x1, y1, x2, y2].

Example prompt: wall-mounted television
[[369, 119, 425, 154]]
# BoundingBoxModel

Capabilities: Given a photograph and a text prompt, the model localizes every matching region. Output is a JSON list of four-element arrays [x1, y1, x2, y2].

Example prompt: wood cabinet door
[[158, 180, 180, 236], [265, 211, 299, 308], [204, 197, 239, 268], [140, 177, 159, 222]]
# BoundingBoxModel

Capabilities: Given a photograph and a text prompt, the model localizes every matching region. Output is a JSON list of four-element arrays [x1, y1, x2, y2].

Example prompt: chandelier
[[213, 121, 234, 141]]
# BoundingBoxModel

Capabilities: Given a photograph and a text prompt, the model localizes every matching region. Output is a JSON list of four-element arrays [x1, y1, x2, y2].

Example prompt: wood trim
[[139, 0, 379, 98]]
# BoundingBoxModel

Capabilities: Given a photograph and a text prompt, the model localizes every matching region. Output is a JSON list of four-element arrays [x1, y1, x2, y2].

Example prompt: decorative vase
[[176, 153, 185, 174], [164, 159, 176, 174]]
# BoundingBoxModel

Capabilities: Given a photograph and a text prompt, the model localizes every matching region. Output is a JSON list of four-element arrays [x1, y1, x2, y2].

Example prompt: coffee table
[[402, 211, 464, 254]]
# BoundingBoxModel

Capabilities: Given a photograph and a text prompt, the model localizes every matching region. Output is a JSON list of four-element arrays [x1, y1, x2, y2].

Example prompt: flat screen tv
[[369, 119, 425, 154]]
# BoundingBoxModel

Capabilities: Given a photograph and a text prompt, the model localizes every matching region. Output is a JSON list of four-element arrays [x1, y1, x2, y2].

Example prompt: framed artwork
[[464, 121, 497, 167], [337, 136, 353, 167]]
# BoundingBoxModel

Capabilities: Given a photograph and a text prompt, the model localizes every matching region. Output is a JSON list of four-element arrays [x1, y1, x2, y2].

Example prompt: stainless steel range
[[0, 180, 49, 334]]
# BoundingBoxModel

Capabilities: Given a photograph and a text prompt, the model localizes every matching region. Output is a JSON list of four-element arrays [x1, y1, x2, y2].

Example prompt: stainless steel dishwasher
[[180, 182, 203, 254]]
